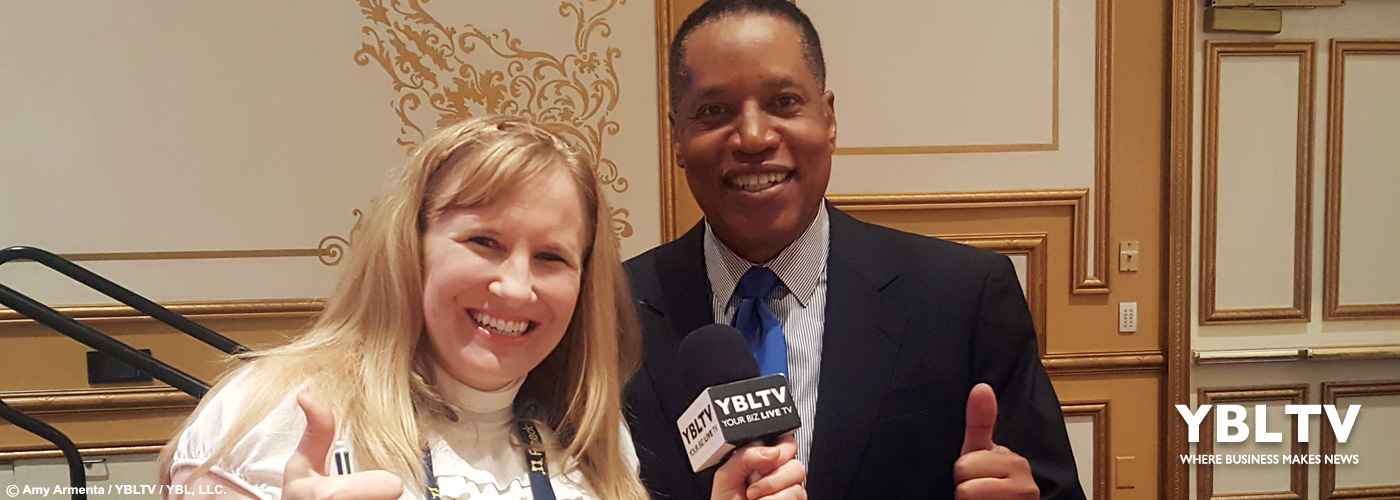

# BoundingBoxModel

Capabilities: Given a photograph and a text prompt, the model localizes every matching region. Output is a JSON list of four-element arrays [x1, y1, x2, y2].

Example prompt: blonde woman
[[161, 116, 806, 500]]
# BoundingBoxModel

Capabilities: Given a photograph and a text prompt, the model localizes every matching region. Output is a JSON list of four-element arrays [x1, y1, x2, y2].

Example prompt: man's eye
[[696, 105, 729, 118], [774, 95, 802, 109]]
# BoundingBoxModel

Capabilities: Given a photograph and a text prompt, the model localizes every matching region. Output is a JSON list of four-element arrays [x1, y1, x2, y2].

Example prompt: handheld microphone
[[675, 324, 802, 472]]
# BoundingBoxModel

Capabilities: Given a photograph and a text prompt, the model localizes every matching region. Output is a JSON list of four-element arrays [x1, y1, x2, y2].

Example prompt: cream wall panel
[[819, 0, 1097, 193], [807, 0, 1108, 288], [1335, 56, 1400, 307], [1064, 415, 1096, 500], [803, 1, 1055, 148], [0, 2, 402, 307], [1212, 57, 1305, 311], [1331, 395, 1398, 489], [1010, 254, 1029, 295], [1191, 363, 1400, 499], [0, 1, 661, 307], [1190, 1, 1400, 351], [1208, 404, 1295, 495]]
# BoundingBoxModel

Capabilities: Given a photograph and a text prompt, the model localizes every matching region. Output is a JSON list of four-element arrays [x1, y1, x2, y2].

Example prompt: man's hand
[[711, 433, 807, 500], [282, 393, 405, 500], [953, 383, 1039, 500]]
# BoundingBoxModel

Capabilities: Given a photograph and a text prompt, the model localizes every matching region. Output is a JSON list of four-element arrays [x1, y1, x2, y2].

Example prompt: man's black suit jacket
[[622, 204, 1085, 500]]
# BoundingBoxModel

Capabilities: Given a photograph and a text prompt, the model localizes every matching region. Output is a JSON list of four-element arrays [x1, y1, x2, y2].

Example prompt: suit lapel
[[806, 206, 905, 500], [636, 222, 720, 494]]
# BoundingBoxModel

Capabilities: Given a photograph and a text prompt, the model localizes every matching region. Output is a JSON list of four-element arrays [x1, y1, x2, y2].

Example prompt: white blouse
[[169, 369, 636, 500]]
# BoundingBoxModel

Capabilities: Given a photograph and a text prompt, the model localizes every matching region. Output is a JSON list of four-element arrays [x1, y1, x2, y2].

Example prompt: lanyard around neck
[[422, 421, 557, 500]]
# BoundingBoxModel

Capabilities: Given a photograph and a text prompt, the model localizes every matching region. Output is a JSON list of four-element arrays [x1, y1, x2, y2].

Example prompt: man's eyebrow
[[764, 76, 800, 90], [690, 86, 729, 102], [688, 77, 803, 103]]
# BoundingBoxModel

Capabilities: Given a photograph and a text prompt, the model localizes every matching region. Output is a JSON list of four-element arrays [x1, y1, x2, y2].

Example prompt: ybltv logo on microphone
[[678, 374, 801, 471], [1175, 404, 1364, 465]]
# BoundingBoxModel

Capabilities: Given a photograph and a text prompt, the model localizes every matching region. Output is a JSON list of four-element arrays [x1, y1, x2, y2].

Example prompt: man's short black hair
[[668, 0, 826, 109]]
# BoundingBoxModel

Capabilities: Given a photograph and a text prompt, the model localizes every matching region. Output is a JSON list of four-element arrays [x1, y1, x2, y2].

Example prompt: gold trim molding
[[1062, 401, 1111, 500], [31, 210, 363, 267], [0, 298, 323, 324], [1197, 385, 1309, 500], [1200, 41, 1316, 325], [830, 190, 1107, 294], [1195, 345, 1400, 364], [0, 444, 165, 462], [1320, 380, 1400, 500], [0, 387, 196, 416], [1166, 0, 1196, 497], [1323, 40, 1400, 321], [1042, 351, 1164, 374], [0, 388, 197, 458], [938, 233, 1048, 350]]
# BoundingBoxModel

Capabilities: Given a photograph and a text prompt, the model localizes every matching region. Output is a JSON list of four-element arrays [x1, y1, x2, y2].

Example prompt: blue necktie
[[731, 266, 787, 377]]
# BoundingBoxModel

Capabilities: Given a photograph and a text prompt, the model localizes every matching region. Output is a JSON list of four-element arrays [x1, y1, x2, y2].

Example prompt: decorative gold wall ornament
[[316, 209, 363, 266], [354, 0, 633, 238]]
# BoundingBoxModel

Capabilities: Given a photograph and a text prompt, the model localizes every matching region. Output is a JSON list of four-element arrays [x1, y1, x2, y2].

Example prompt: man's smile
[[727, 171, 792, 192]]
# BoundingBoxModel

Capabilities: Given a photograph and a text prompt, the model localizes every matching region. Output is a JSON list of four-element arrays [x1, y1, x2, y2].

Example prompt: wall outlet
[[1119, 302, 1138, 333]]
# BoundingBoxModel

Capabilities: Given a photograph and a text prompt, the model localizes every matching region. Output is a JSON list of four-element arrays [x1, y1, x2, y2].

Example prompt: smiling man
[[622, 1, 1086, 499]]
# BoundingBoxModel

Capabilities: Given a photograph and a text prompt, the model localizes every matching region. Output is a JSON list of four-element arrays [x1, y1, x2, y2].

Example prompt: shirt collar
[[703, 203, 829, 308]]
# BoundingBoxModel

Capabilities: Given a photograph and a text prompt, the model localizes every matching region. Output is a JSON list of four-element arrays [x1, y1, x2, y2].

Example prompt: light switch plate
[[1119, 302, 1138, 333]]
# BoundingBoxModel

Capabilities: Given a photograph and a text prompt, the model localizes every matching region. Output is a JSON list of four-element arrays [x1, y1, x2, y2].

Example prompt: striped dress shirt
[[703, 204, 829, 467]]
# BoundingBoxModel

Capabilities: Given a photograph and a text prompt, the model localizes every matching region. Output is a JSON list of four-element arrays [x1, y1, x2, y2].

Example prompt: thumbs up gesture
[[953, 384, 1039, 500], [282, 394, 405, 500]]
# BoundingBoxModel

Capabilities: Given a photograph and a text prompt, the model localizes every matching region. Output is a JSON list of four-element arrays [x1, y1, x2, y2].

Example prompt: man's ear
[[824, 90, 838, 149], [669, 111, 685, 168]]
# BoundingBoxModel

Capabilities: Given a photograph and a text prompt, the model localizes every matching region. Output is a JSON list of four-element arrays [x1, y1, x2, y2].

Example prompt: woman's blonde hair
[[160, 115, 645, 500]]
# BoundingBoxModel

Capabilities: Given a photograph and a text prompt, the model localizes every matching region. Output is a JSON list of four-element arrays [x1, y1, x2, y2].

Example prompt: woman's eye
[[467, 236, 501, 250], [536, 252, 569, 265]]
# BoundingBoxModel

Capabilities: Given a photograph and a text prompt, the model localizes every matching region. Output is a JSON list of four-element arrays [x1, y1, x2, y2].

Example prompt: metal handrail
[[0, 283, 210, 398], [0, 245, 249, 500], [0, 400, 87, 500], [0, 246, 244, 355]]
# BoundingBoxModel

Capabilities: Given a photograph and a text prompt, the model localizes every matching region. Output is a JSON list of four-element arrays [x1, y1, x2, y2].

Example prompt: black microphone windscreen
[[678, 324, 760, 397]]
